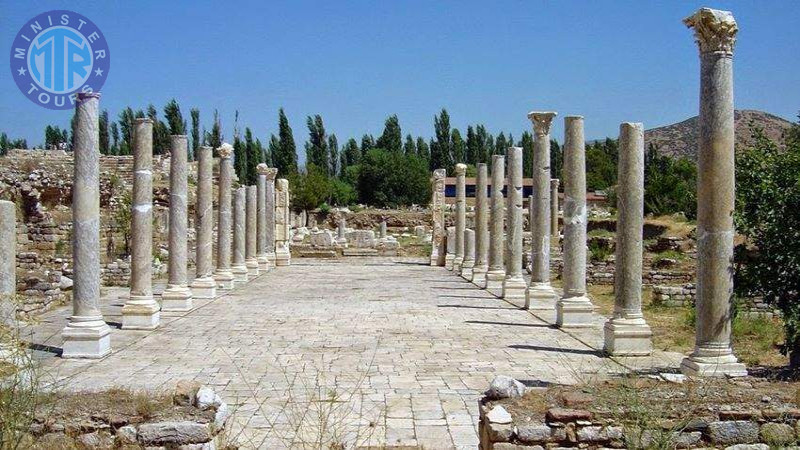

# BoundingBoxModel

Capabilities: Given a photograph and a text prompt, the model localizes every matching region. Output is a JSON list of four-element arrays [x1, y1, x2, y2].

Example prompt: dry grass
[[646, 215, 695, 239], [586, 283, 788, 368]]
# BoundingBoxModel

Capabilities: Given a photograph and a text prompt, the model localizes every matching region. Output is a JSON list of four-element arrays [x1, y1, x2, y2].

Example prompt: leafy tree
[[475, 125, 490, 165], [360, 134, 375, 155], [430, 109, 452, 171], [329, 177, 357, 205], [376, 114, 402, 153], [403, 134, 416, 156], [451, 128, 465, 168], [190, 108, 200, 161], [245, 127, 261, 185], [268, 135, 280, 168], [519, 131, 534, 178], [233, 136, 247, 184], [585, 140, 617, 191], [643, 143, 696, 217], [290, 164, 331, 211], [328, 134, 339, 177], [99, 110, 110, 154], [735, 118, 800, 366], [416, 137, 429, 161], [305, 115, 329, 174], [147, 104, 170, 154], [110, 122, 119, 155], [357, 148, 431, 207], [274, 108, 298, 176], [550, 139, 562, 180], [118, 107, 135, 155], [163, 99, 186, 135], [341, 138, 360, 170], [45, 125, 69, 150], [208, 109, 223, 155], [495, 132, 509, 157], [466, 126, 477, 165]]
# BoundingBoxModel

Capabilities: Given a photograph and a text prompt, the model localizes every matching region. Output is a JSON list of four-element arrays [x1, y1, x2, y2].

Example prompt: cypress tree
[[465, 125, 477, 165], [190, 108, 200, 161], [360, 134, 375, 155], [305, 114, 328, 174], [275, 108, 298, 176], [376, 115, 402, 153], [328, 134, 339, 176], [209, 109, 223, 155], [98, 110, 110, 155], [416, 137, 430, 162], [430, 109, 452, 171], [245, 127, 260, 184], [233, 135, 247, 184], [403, 134, 416, 156], [451, 128, 465, 169]]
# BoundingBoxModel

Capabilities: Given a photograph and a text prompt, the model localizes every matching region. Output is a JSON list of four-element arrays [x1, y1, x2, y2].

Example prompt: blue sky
[[1, 1, 798, 161]]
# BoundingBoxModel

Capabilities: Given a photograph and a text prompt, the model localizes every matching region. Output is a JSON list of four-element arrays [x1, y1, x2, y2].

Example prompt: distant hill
[[644, 110, 794, 160]]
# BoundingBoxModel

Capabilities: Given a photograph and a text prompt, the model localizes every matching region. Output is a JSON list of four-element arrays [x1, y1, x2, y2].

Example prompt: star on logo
[[94, 68, 103, 77], [17, 67, 26, 76]]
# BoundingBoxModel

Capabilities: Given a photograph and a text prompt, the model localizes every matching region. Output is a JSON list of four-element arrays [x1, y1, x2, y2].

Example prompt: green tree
[[305, 114, 329, 175], [415, 137, 430, 161], [643, 143, 697, 217], [475, 125, 490, 165], [495, 132, 509, 157], [99, 110, 110, 154], [341, 138, 360, 171], [328, 134, 339, 176], [233, 135, 247, 184], [245, 127, 261, 185], [466, 125, 477, 165], [357, 149, 431, 207], [451, 128, 465, 167], [208, 109, 223, 155], [430, 109, 452, 171], [190, 108, 200, 161], [585, 141, 617, 191], [147, 104, 170, 154], [118, 107, 135, 155], [110, 122, 119, 155], [519, 131, 534, 178], [274, 108, 298, 176], [268, 135, 280, 169], [403, 134, 416, 156], [360, 134, 375, 155], [735, 118, 800, 366], [376, 114, 402, 153], [163, 99, 186, 135], [290, 164, 330, 211], [550, 139, 563, 180]]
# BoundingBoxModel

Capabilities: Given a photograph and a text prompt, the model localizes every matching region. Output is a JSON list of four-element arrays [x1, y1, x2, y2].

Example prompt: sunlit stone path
[[23, 257, 680, 448]]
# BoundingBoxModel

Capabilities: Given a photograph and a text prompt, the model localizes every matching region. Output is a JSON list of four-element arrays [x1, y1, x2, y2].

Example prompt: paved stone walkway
[[22, 257, 681, 449]]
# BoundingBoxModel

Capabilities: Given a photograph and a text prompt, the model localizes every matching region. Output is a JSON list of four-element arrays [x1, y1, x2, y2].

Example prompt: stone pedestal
[[486, 155, 506, 291], [526, 112, 558, 309], [122, 118, 160, 328], [336, 219, 348, 247], [461, 229, 475, 280], [430, 169, 447, 266], [232, 187, 249, 282], [274, 178, 291, 266], [453, 163, 467, 272], [256, 164, 270, 271], [681, 8, 746, 377], [265, 168, 278, 265], [190, 146, 216, 299], [472, 163, 489, 286], [162, 135, 193, 311], [604, 122, 653, 353], [379, 221, 387, 239], [556, 116, 594, 327], [245, 185, 259, 277], [214, 144, 235, 289], [502, 147, 526, 301], [445, 226, 456, 270], [62, 93, 111, 358]]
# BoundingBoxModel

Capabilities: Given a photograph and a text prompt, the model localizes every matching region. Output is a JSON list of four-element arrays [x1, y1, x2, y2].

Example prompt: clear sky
[[1, 1, 798, 160]]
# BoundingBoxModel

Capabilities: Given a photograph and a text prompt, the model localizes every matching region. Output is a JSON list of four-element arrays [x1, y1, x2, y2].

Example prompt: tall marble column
[[213, 144, 235, 289], [190, 146, 216, 299], [502, 147, 526, 301], [461, 228, 476, 280], [430, 169, 447, 266], [485, 155, 506, 291], [445, 226, 456, 270], [681, 8, 746, 377], [245, 185, 259, 276], [162, 136, 193, 311], [62, 93, 111, 358], [556, 117, 594, 327], [0, 201, 16, 329], [265, 168, 278, 265], [550, 179, 560, 238], [472, 163, 489, 286], [232, 187, 249, 281], [256, 164, 270, 271], [453, 163, 467, 272], [336, 218, 348, 247], [526, 112, 558, 308], [604, 122, 653, 353], [274, 178, 291, 266], [122, 118, 160, 328]]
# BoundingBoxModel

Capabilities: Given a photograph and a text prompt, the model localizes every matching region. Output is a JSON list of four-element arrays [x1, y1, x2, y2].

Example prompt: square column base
[[485, 270, 505, 291], [603, 320, 653, 356], [502, 275, 527, 301], [246, 260, 260, 277], [525, 282, 557, 310], [471, 266, 488, 288], [62, 319, 112, 359], [161, 286, 193, 312], [232, 266, 249, 282], [214, 271, 235, 290], [445, 254, 455, 270], [257, 255, 270, 271], [121, 297, 160, 330], [556, 295, 594, 328], [267, 252, 276, 266], [275, 250, 291, 266], [191, 277, 217, 299], [452, 257, 464, 273], [460, 262, 474, 281], [681, 351, 747, 378]]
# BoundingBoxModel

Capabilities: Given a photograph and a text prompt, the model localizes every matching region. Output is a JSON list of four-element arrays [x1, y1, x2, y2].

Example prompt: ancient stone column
[[430, 169, 447, 266], [453, 163, 467, 271], [336, 218, 348, 247], [445, 226, 456, 270], [550, 179, 560, 238], [461, 229, 476, 280], [485, 155, 506, 291], [190, 145, 216, 299], [502, 147, 526, 301], [122, 118, 160, 328], [0, 201, 16, 329], [213, 144, 235, 289], [161, 135, 193, 311], [681, 8, 746, 377], [245, 185, 259, 276], [265, 168, 278, 265], [274, 178, 291, 266], [556, 116, 594, 327], [62, 93, 111, 358], [604, 122, 653, 353], [379, 221, 388, 239], [472, 163, 489, 286], [256, 164, 270, 271], [232, 187, 249, 281], [526, 112, 558, 308]]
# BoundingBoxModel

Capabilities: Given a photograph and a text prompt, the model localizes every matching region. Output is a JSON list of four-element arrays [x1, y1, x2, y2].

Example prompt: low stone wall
[[653, 283, 781, 318]]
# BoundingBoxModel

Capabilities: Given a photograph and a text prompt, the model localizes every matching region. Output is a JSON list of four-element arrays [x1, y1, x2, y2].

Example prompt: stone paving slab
[[21, 257, 681, 449]]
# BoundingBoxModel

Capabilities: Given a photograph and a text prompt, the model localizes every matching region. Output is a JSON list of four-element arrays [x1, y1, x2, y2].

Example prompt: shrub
[[356, 148, 431, 207]]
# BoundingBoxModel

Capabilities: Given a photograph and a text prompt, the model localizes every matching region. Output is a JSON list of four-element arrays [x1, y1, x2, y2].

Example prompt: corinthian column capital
[[527, 111, 558, 136], [217, 142, 234, 159], [684, 8, 738, 54]]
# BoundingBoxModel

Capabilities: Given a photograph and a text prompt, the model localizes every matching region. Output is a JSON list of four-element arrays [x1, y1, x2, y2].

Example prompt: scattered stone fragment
[[487, 405, 513, 424], [486, 375, 527, 399], [116, 425, 138, 445], [759, 422, 795, 446], [707, 420, 759, 445], [137, 421, 212, 445], [546, 408, 592, 423]]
